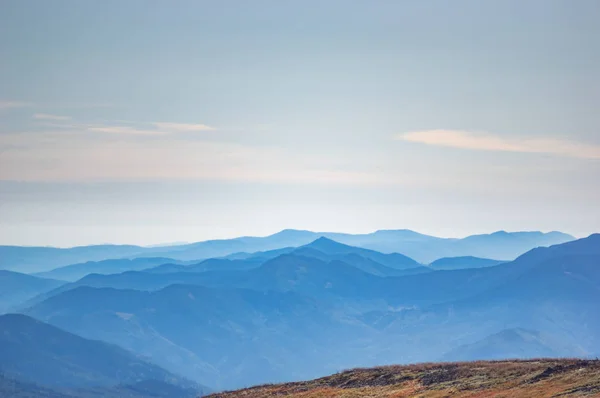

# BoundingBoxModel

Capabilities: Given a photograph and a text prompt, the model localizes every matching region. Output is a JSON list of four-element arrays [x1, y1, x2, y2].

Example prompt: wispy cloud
[[0, 100, 31, 110], [0, 133, 390, 186], [87, 122, 216, 136], [33, 113, 72, 121], [153, 122, 216, 132], [396, 130, 600, 160], [88, 126, 169, 136]]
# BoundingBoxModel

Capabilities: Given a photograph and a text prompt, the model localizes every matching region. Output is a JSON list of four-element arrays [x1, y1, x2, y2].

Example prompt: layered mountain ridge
[[0, 231, 596, 394]]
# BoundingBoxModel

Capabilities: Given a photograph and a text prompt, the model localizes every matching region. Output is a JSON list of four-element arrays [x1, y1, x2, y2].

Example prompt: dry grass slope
[[207, 359, 600, 397]]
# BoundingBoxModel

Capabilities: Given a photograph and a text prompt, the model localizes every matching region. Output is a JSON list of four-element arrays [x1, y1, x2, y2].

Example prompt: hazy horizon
[[2, 0, 599, 246], [0, 223, 581, 248]]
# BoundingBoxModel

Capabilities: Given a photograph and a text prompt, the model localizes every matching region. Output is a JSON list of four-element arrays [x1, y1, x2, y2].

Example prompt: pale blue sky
[[1, 0, 599, 246]]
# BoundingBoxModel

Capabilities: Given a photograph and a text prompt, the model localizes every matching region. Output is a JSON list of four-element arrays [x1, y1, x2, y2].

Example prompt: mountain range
[[9, 233, 597, 392], [0, 229, 574, 273], [35, 257, 185, 282], [0, 230, 597, 394], [25, 285, 355, 390]]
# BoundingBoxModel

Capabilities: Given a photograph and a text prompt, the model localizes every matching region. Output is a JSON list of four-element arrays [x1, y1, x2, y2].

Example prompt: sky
[[1, 0, 599, 246]]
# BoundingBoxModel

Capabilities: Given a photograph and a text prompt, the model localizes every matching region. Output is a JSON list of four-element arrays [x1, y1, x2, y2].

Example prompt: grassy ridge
[[208, 359, 600, 397]]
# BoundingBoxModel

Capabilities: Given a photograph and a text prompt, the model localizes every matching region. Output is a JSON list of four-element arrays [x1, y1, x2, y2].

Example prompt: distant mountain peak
[[372, 229, 420, 235], [270, 229, 314, 236], [305, 237, 351, 250], [312, 236, 338, 243]]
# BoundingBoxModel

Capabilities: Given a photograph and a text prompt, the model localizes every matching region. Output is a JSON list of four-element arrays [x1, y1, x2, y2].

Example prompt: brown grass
[[207, 359, 600, 397]]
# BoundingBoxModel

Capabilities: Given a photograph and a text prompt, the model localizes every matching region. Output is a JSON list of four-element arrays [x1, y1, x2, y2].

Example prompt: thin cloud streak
[[33, 113, 72, 121], [0, 136, 392, 186], [88, 126, 170, 136], [153, 122, 216, 132], [397, 130, 600, 160], [0, 100, 31, 109], [88, 122, 216, 136]]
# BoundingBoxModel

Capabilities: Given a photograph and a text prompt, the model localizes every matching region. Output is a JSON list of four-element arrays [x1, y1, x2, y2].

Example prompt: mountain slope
[[24, 284, 369, 390], [297, 237, 421, 270], [0, 375, 201, 398], [0, 271, 64, 313], [0, 314, 199, 391], [145, 258, 263, 274], [228, 238, 426, 276], [0, 245, 146, 273], [440, 329, 564, 361], [0, 374, 72, 398], [429, 256, 503, 270], [454, 231, 576, 261], [36, 257, 180, 281], [208, 359, 600, 398], [365, 234, 600, 363]]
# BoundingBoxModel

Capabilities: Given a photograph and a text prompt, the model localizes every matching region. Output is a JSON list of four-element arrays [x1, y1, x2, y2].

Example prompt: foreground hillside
[[209, 359, 600, 397]]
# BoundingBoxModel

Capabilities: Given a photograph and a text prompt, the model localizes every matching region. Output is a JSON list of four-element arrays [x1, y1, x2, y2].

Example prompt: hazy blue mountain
[[26, 254, 392, 314], [429, 256, 504, 270], [151, 229, 574, 263], [21, 235, 600, 390], [297, 237, 421, 270], [293, 249, 428, 277], [0, 245, 146, 273], [142, 263, 187, 274], [86, 380, 202, 398], [247, 254, 384, 301], [500, 232, 600, 267], [442, 231, 576, 262], [225, 238, 426, 275], [145, 241, 190, 247], [26, 239, 422, 308], [224, 246, 296, 261], [145, 258, 263, 274], [34, 254, 428, 310], [0, 374, 73, 398], [0, 229, 573, 273], [34, 235, 595, 313], [143, 229, 321, 261], [323, 229, 440, 246], [36, 257, 181, 281], [0, 271, 64, 313], [386, 233, 600, 307], [440, 328, 565, 361], [25, 285, 371, 390], [366, 234, 600, 363], [27, 248, 544, 312], [343, 230, 575, 263], [384, 235, 600, 317], [0, 313, 204, 394], [0, 372, 202, 398]]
